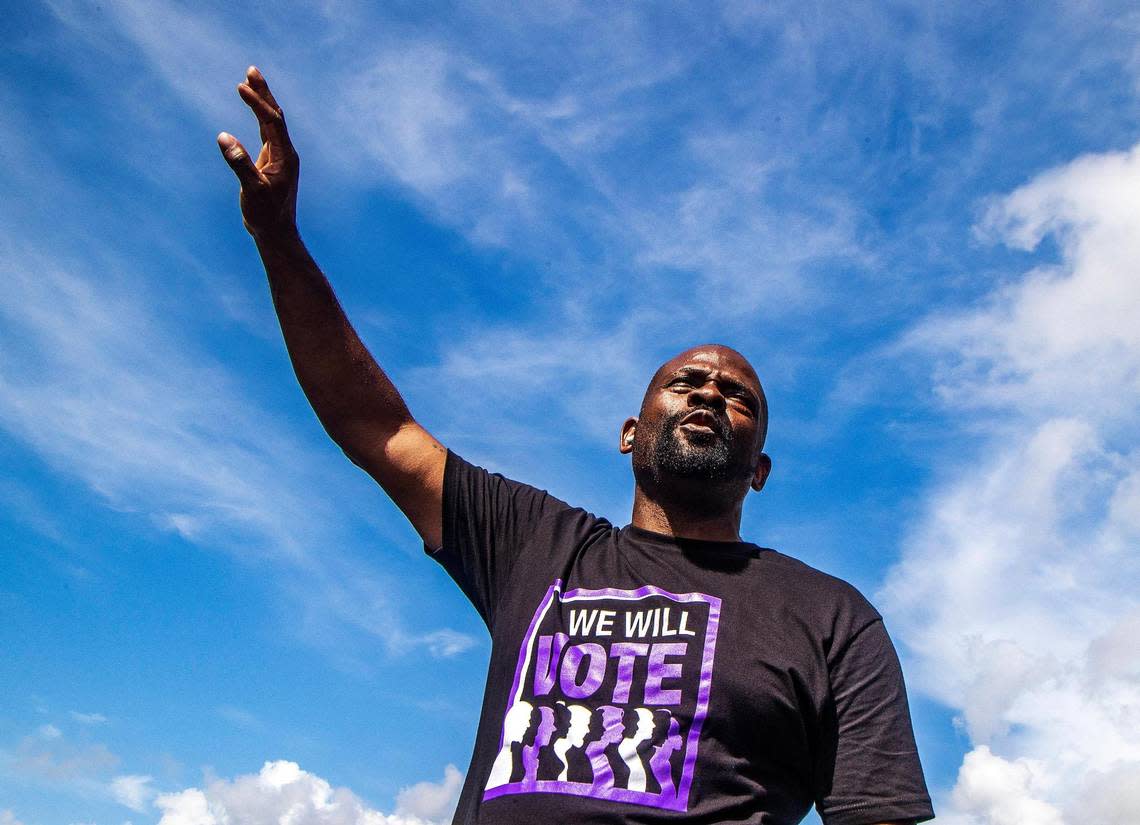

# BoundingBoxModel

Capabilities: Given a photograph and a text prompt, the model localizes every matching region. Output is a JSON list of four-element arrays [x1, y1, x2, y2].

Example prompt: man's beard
[[640, 408, 749, 485]]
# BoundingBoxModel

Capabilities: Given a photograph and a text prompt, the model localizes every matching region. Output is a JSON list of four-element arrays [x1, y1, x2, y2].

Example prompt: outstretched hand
[[218, 67, 299, 239]]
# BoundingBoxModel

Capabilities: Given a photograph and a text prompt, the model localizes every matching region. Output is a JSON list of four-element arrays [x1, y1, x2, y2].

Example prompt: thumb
[[217, 132, 264, 189]]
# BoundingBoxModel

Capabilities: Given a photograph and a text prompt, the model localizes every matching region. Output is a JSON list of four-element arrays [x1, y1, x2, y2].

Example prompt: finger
[[217, 132, 266, 189], [238, 81, 280, 123], [246, 66, 281, 111], [243, 67, 293, 156], [237, 82, 290, 151]]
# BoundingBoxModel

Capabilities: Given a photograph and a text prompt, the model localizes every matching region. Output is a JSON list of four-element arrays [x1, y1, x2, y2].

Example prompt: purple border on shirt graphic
[[482, 580, 722, 812]]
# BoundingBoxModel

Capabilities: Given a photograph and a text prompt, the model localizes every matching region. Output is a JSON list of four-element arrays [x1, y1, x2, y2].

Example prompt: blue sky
[[2, 1, 1139, 823]]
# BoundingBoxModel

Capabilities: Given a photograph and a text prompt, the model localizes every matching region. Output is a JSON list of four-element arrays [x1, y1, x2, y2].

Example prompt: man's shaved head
[[641, 344, 768, 450], [620, 343, 772, 512]]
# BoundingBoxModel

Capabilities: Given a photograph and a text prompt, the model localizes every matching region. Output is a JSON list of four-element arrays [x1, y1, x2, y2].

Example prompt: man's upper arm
[[343, 420, 447, 549], [814, 617, 934, 825]]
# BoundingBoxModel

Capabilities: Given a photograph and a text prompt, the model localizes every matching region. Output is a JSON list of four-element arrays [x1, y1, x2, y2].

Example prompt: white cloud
[[216, 706, 260, 729], [1072, 760, 1140, 824], [950, 747, 1064, 825], [1, 811, 26, 825], [69, 712, 108, 726], [0, 726, 159, 816], [885, 144, 1140, 822], [909, 144, 1140, 425], [414, 314, 652, 451], [43, 0, 249, 127], [1, 727, 205, 818], [339, 44, 472, 194], [31, 5, 883, 495], [393, 764, 463, 822], [0, 238, 475, 661], [0, 242, 309, 557], [154, 761, 461, 825], [2, 5, 481, 667], [6, 728, 119, 783], [110, 774, 155, 813], [625, 129, 867, 316], [76, 1, 869, 314]]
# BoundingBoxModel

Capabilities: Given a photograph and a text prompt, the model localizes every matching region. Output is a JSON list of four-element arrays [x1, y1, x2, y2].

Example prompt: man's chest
[[477, 554, 828, 816]]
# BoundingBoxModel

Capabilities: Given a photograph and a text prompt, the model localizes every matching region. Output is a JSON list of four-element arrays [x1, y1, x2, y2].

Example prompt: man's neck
[[630, 486, 744, 542]]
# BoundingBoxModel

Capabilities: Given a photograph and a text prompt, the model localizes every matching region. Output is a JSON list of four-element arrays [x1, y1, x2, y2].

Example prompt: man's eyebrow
[[721, 376, 754, 393], [664, 365, 708, 381], [723, 379, 761, 409], [675, 365, 705, 375], [666, 367, 761, 405]]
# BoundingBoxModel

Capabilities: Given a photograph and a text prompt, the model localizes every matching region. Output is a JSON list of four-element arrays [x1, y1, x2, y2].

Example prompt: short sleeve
[[814, 619, 935, 825], [428, 450, 572, 628]]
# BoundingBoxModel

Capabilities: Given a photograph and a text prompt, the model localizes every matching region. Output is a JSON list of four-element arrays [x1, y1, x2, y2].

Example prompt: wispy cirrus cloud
[[11, 5, 1140, 823], [68, 712, 108, 726], [65, 1, 874, 308], [312, 2, 1140, 471], [0, 214, 474, 662], [1, 7, 478, 658], [2, 725, 117, 785], [0, 723, 151, 814], [25, 2, 1030, 495]]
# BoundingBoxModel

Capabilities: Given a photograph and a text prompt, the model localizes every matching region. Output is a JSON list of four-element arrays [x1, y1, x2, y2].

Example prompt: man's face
[[623, 346, 769, 492]]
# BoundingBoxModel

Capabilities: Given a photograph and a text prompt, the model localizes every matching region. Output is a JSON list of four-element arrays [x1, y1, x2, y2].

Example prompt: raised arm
[[217, 66, 446, 548]]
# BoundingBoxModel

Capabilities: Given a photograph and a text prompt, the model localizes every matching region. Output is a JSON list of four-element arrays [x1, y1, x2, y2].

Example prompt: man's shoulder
[[469, 457, 616, 536], [538, 499, 614, 533], [448, 450, 586, 511], [756, 548, 883, 625], [760, 548, 865, 590]]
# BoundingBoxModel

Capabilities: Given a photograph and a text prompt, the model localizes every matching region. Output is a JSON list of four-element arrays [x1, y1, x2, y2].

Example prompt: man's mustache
[[668, 407, 731, 441]]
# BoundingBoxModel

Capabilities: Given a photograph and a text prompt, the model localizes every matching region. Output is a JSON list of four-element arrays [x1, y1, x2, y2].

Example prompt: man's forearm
[[219, 67, 446, 545], [254, 228, 413, 451]]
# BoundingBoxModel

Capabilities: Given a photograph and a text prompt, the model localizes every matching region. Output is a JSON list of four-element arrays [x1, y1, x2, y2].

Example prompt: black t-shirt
[[429, 452, 934, 825]]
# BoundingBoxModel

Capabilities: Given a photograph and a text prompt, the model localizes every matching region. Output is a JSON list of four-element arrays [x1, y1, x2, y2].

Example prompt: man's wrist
[[252, 223, 305, 257]]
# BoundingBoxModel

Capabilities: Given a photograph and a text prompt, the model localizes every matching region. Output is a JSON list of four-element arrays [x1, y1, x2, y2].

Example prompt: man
[[218, 67, 934, 825]]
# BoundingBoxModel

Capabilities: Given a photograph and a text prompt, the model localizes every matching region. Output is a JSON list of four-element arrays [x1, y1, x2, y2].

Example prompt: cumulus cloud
[[884, 144, 1140, 822], [910, 144, 1140, 425], [154, 761, 461, 825], [393, 764, 464, 822], [1, 811, 26, 825], [950, 747, 1064, 825]]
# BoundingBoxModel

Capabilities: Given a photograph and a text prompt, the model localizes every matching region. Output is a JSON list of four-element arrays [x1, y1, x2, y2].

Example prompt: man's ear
[[619, 417, 638, 455], [750, 453, 772, 492]]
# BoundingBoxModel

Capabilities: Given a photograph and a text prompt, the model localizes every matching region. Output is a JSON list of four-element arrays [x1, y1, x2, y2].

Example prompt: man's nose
[[689, 381, 726, 410]]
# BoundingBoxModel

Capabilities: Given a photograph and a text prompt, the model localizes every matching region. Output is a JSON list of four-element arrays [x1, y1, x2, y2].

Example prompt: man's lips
[[678, 409, 722, 433]]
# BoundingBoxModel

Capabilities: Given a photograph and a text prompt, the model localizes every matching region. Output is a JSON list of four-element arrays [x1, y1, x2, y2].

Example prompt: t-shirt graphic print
[[482, 579, 721, 812]]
